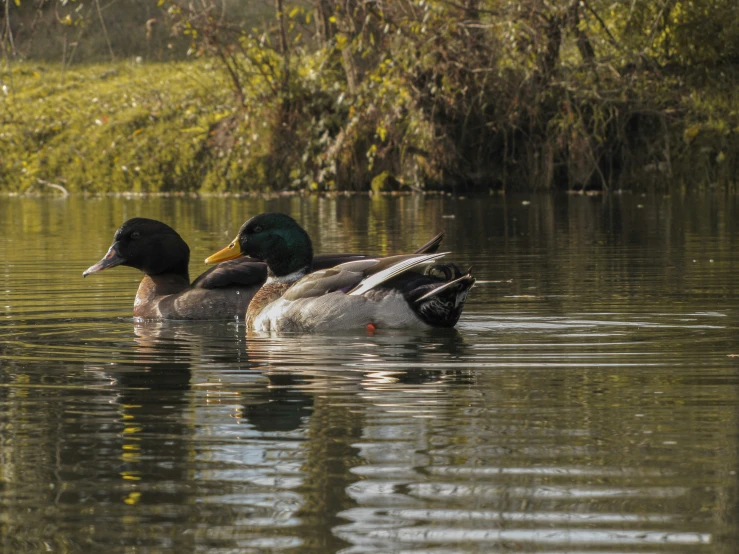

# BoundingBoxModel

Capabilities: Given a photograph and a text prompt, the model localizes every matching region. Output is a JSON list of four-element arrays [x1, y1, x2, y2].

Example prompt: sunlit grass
[[0, 60, 234, 194]]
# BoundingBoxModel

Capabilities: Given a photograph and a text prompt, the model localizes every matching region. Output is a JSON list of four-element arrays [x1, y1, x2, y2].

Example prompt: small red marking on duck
[[366, 322, 376, 335]]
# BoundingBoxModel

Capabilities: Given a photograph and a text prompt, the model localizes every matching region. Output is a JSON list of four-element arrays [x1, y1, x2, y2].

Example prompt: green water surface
[[1, 193, 737, 553]]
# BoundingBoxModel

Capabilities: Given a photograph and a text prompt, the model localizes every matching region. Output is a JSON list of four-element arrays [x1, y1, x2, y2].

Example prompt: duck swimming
[[83, 217, 444, 320], [205, 213, 475, 332]]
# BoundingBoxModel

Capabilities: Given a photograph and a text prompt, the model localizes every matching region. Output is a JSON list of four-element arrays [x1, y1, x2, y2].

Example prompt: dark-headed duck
[[205, 212, 474, 331], [84, 217, 444, 320]]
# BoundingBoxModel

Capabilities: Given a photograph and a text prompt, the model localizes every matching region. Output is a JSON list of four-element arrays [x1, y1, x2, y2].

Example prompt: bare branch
[[94, 0, 116, 61], [582, 0, 624, 52]]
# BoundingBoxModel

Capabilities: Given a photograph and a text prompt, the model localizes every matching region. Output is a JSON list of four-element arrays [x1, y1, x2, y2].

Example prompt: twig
[[3, 0, 16, 58], [94, 0, 116, 61], [582, 0, 625, 52], [26, 179, 71, 197], [217, 47, 246, 106], [62, 35, 67, 85], [1, 1, 15, 96], [644, 0, 674, 55]]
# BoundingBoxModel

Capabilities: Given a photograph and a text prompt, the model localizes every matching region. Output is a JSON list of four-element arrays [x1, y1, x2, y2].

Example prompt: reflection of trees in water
[[2, 312, 737, 552], [4, 193, 739, 303], [241, 373, 314, 434], [5, 194, 738, 321], [0, 339, 134, 550], [5, 190, 738, 552], [711, 376, 739, 554], [0, 320, 245, 552]]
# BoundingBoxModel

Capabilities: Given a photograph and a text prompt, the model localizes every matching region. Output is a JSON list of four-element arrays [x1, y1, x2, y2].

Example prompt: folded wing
[[192, 258, 267, 289]]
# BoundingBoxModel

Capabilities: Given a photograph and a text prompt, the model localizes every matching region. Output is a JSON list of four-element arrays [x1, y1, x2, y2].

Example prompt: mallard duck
[[205, 213, 475, 332], [83, 217, 444, 320]]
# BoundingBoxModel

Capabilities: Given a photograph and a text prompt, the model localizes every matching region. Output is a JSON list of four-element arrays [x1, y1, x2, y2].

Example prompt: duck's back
[[134, 259, 267, 320], [190, 258, 267, 289]]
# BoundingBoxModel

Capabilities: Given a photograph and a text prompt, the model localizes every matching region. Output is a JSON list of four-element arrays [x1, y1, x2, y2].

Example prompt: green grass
[[1, 59, 735, 195], [0, 61, 238, 194]]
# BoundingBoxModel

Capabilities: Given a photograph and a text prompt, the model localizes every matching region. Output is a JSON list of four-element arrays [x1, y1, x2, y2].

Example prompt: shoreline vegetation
[[1, 1, 737, 194]]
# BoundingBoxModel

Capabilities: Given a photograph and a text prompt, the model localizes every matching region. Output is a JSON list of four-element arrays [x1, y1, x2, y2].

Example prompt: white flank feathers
[[347, 252, 448, 296]]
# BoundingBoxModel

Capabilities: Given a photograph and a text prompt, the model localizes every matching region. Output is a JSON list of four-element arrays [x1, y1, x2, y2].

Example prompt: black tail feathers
[[410, 263, 475, 327]]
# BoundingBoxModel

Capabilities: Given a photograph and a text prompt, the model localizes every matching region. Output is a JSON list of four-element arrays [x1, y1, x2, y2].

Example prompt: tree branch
[[94, 0, 116, 61], [582, 0, 625, 52]]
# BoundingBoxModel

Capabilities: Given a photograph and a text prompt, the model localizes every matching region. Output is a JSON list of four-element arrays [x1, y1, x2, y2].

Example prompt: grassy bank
[[1, 57, 737, 194], [0, 61, 243, 194]]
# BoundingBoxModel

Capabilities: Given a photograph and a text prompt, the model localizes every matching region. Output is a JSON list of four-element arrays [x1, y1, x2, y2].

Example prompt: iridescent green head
[[206, 213, 313, 277]]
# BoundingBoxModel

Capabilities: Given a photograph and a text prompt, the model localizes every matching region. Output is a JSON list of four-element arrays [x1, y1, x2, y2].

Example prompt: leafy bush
[[2, 0, 737, 193]]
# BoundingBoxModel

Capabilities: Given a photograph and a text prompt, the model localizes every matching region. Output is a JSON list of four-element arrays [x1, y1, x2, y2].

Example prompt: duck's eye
[[131, 231, 141, 239], [253, 225, 263, 233]]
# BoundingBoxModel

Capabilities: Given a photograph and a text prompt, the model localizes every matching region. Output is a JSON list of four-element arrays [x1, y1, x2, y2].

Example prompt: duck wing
[[310, 232, 443, 270], [282, 253, 448, 300], [313, 253, 371, 270], [192, 258, 268, 289], [281, 261, 373, 300], [347, 253, 448, 295]]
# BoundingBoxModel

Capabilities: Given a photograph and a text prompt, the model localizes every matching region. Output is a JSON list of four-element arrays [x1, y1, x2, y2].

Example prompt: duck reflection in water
[[128, 319, 473, 432], [78, 320, 473, 552], [132, 320, 313, 432]]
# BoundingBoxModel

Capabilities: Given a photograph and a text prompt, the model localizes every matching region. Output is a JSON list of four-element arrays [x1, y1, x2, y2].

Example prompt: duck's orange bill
[[205, 236, 242, 264]]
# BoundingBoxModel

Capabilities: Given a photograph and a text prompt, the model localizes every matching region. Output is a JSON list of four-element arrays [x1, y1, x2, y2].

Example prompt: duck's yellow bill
[[205, 237, 242, 264]]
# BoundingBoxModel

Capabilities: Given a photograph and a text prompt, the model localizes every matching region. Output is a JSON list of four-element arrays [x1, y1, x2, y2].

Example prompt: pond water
[[1, 194, 738, 553]]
